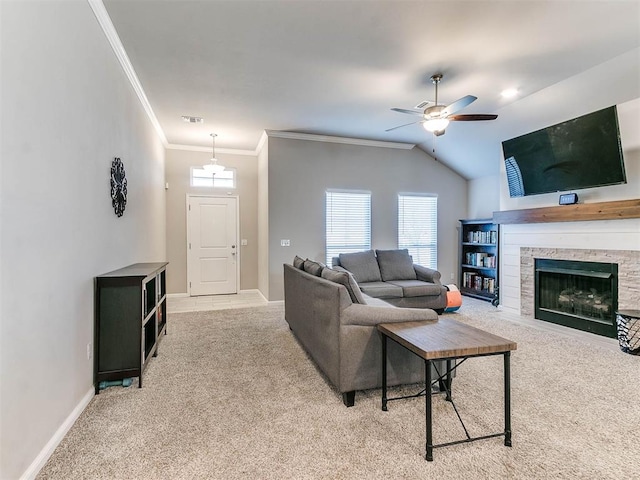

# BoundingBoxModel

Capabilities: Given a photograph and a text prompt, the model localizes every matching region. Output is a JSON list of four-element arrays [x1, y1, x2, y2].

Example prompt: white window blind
[[190, 167, 236, 188], [326, 190, 371, 265], [398, 194, 438, 269]]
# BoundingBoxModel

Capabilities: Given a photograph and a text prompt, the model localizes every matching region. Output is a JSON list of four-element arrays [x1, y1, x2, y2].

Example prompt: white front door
[[187, 196, 238, 296]]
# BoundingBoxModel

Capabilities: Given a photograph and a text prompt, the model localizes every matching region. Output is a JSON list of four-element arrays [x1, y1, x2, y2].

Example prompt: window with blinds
[[398, 194, 438, 269], [325, 190, 371, 265]]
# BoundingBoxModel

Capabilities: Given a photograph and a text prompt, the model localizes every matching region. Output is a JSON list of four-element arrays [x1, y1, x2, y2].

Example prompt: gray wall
[[0, 2, 166, 478], [266, 137, 468, 301], [165, 149, 259, 293]]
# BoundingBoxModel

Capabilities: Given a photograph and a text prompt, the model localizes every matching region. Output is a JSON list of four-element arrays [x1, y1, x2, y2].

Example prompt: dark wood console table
[[94, 262, 168, 393]]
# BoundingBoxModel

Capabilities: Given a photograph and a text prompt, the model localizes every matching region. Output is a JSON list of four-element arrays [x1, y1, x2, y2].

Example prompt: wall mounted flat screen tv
[[501, 106, 626, 197]]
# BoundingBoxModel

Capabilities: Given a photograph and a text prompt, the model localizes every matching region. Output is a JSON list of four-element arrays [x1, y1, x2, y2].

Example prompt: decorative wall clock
[[110, 157, 127, 217]]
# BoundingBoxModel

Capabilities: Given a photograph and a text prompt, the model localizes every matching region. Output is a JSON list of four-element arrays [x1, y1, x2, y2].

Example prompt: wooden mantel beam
[[493, 199, 640, 224]]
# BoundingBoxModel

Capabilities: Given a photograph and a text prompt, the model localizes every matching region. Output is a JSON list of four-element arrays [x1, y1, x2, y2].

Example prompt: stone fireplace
[[520, 247, 640, 336]]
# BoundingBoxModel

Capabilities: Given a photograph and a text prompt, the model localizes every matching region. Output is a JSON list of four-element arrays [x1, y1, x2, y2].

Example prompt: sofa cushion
[[358, 282, 403, 299], [321, 268, 365, 304], [387, 279, 443, 297], [303, 259, 324, 276], [339, 250, 382, 283], [375, 249, 417, 281], [293, 255, 305, 269]]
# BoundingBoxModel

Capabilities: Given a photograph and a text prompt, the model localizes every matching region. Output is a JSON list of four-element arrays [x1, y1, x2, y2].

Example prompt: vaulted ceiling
[[103, 0, 640, 179]]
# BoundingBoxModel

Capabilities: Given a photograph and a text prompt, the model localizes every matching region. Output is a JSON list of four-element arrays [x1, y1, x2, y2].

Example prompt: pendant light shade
[[203, 133, 225, 174]]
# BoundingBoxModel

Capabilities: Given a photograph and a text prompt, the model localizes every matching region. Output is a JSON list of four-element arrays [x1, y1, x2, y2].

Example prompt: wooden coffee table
[[378, 318, 517, 461]]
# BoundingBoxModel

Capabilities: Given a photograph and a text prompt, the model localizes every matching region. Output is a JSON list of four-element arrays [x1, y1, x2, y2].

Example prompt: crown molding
[[166, 144, 257, 156], [265, 130, 415, 150], [88, 0, 168, 146], [256, 131, 269, 154]]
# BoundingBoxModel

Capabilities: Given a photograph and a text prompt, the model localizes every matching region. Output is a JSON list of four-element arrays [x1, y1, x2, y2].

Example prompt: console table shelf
[[94, 262, 168, 393]]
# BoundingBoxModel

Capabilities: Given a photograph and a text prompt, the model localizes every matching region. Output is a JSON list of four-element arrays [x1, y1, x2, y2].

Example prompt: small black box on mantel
[[559, 192, 578, 205]]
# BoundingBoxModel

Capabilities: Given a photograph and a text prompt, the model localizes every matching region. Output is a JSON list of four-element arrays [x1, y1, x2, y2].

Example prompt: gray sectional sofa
[[284, 255, 449, 407], [333, 249, 448, 313]]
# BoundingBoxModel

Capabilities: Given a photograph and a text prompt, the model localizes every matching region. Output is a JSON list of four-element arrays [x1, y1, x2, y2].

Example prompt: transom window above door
[[190, 167, 236, 188]]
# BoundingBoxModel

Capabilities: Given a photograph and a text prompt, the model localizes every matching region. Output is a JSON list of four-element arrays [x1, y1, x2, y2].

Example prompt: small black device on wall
[[559, 192, 578, 205]]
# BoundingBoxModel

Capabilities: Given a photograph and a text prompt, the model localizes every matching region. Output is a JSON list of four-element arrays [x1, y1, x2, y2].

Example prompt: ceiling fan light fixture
[[423, 118, 450, 132], [203, 133, 225, 174]]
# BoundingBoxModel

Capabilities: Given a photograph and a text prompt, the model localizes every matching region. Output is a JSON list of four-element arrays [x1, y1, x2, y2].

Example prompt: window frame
[[397, 193, 438, 269], [190, 166, 237, 189], [325, 189, 372, 266]]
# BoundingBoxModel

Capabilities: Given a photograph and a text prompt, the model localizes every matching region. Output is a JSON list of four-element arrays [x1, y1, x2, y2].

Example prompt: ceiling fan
[[387, 74, 498, 136]]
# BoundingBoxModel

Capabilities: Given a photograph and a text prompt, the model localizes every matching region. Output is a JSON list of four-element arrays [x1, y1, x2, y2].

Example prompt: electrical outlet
[[241, 239, 248, 246], [281, 239, 291, 247], [87, 343, 92, 360], [450, 273, 455, 280]]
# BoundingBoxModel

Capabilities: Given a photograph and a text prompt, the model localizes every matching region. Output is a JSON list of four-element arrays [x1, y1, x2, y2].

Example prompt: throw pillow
[[293, 255, 305, 269], [321, 268, 365, 304], [338, 250, 382, 283], [303, 259, 324, 276], [376, 249, 417, 281]]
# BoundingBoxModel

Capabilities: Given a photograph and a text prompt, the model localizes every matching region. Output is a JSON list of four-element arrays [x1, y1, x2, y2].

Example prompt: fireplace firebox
[[535, 259, 618, 338]]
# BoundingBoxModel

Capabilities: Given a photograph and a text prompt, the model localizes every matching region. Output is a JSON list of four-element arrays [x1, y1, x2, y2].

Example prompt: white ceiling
[[102, 0, 640, 179]]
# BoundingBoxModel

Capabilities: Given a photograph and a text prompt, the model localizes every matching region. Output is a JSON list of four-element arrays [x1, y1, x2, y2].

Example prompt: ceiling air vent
[[182, 116, 204, 123], [414, 100, 431, 110]]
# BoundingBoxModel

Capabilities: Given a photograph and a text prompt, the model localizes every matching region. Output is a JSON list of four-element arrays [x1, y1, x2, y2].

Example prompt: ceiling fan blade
[[449, 114, 498, 121], [385, 120, 423, 132], [441, 95, 477, 117], [391, 108, 425, 117]]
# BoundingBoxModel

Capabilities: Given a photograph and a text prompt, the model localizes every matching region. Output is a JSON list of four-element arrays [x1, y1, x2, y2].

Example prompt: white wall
[[265, 135, 467, 301], [468, 175, 499, 219], [165, 148, 258, 293], [0, 2, 166, 478]]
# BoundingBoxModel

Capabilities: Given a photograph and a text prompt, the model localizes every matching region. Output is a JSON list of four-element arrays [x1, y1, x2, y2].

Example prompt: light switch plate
[[281, 239, 291, 247]]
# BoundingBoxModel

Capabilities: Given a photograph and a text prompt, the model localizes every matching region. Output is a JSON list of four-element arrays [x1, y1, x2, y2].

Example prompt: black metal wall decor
[[110, 157, 127, 217]]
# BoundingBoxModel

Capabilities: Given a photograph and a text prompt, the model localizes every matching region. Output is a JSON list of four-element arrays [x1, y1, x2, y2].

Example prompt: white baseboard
[[241, 289, 268, 303], [268, 300, 284, 306], [20, 387, 94, 480], [167, 292, 189, 298]]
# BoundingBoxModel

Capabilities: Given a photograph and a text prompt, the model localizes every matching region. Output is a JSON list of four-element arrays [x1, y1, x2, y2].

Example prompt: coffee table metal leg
[[382, 334, 388, 411], [504, 351, 512, 447], [425, 359, 433, 461], [445, 359, 453, 402]]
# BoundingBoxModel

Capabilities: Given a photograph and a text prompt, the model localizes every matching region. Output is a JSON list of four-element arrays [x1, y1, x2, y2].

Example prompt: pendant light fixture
[[203, 133, 225, 174]]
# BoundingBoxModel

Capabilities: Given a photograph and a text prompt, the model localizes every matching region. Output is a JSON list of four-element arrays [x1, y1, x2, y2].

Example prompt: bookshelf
[[459, 219, 499, 303], [94, 262, 168, 393]]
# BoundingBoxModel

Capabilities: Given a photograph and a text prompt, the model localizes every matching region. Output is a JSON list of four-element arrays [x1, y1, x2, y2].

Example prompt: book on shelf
[[464, 252, 496, 268], [462, 272, 495, 294], [467, 230, 497, 244]]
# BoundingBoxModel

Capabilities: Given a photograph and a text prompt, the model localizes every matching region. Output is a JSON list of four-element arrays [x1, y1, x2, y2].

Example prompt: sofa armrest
[[414, 265, 442, 285], [341, 303, 438, 327]]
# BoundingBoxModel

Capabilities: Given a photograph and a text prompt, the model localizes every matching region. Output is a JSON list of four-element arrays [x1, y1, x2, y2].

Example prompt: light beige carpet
[[37, 300, 640, 479]]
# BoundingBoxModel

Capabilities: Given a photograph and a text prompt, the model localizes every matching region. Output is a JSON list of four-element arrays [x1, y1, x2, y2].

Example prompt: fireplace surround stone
[[520, 247, 640, 318]]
